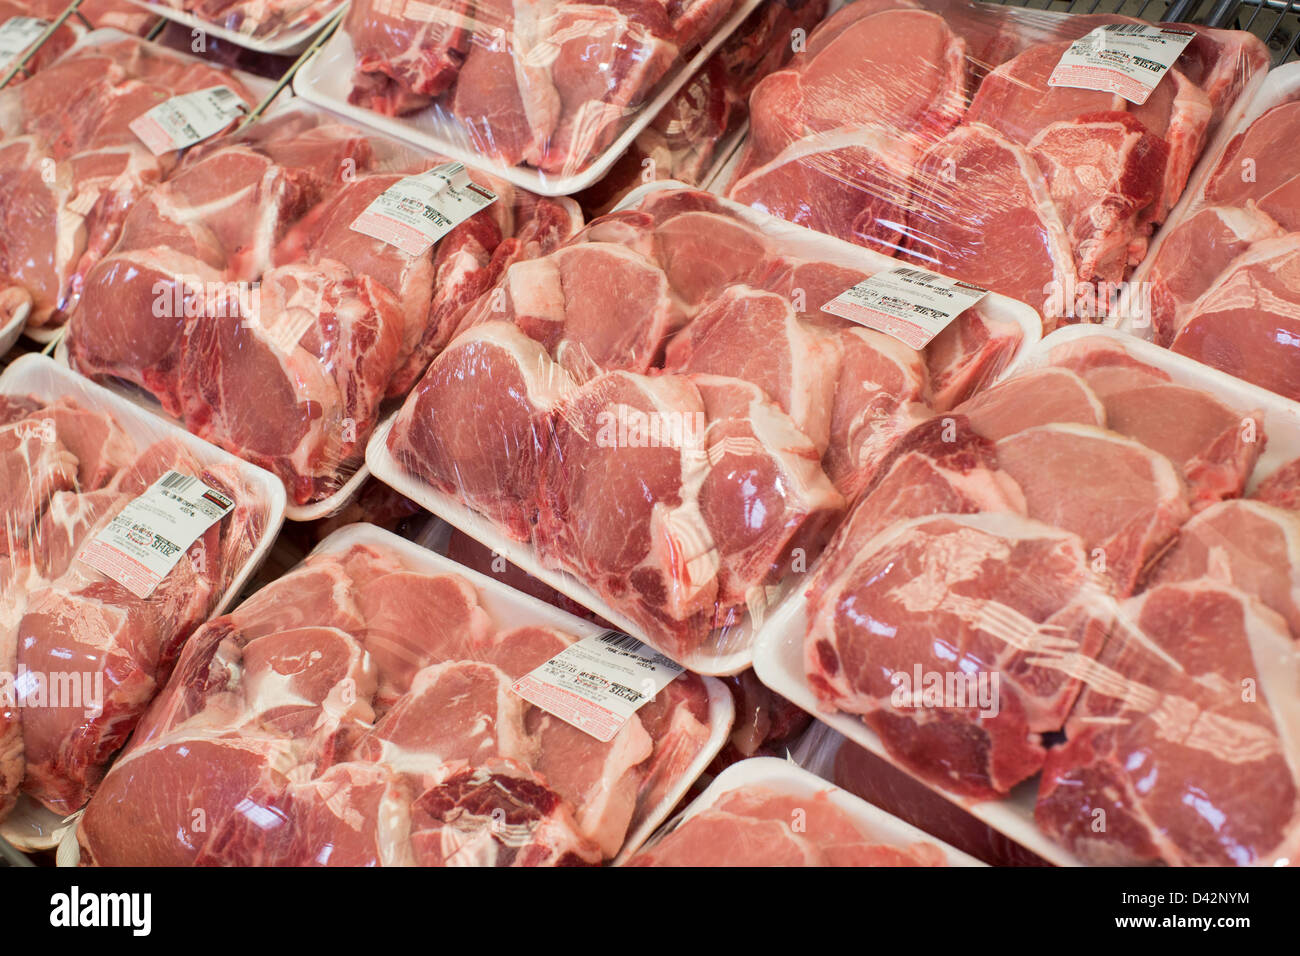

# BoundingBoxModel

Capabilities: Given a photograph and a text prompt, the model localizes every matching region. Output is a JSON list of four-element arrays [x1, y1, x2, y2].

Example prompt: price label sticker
[[511, 632, 684, 742], [349, 162, 497, 256], [822, 266, 989, 350], [1048, 23, 1195, 105], [77, 471, 234, 598], [129, 86, 247, 155]]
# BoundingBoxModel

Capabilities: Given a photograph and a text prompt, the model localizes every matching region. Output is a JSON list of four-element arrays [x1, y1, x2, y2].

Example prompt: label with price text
[[129, 85, 247, 155], [0, 17, 47, 68], [511, 632, 684, 742], [77, 471, 234, 598], [822, 266, 989, 349], [1048, 23, 1195, 105], [349, 162, 497, 256]]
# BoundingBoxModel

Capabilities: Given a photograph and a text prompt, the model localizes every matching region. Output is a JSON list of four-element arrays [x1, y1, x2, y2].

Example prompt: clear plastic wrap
[[574, 0, 831, 218], [368, 184, 1038, 674], [293, 0, 762, 193], [622, 755, 980, 866], [0, 353, 284, 849], [70, 522, 733, 866], [124, 0, 344, 54], [754, 325, 1300, 866], [0, 30, 260, 342], [1127, 62, 1300, 404], [62, 99, 584, 517], [719, 0, 1269, 332]]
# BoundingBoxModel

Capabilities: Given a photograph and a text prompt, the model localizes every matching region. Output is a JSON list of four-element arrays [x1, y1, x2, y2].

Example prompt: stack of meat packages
[[75, 535, 718, 866], [575, 0, 831, 216], [0, 0, 154, 80], [802, 334, 1300, 865], [0, 385, 268, 823], [342, 0, 742, 176], [1143, 88, 1300, 402], [0, 36, 255, 337], [723, 0, 1269, 329], [64, 106, 582, 507], [384, 187, 1026, 664]]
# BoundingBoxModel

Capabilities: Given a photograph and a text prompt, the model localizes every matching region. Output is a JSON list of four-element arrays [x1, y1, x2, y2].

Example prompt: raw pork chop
[[690, 375, 844, 610], [663, 287, 842, 453], [1141, 499, 1300, 640], [906, 123, 1074, 325], [1145, 205, 1284, 346], [387, 321, 577, 541], [953, 367, 1104, 441], [535, 371, 720, 650], [995, 423, 1189, 595], [805, 511, 1111, 798], [346, 0, 471, 115], [1170, 234, 1300, 403], [1037, 581, 1300, 865], [807, 414, 1026, 596], [741, 8, 966, 169]]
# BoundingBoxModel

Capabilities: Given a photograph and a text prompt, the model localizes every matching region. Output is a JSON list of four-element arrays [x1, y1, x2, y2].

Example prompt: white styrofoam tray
[[17, 27, 276, 346], [751, 324, 1300, 867], [367, 181, 1041, 677], [0, 353, 287, 853], [620, 756, 984, 866], [292, 0, 764, 197], [123, 0, 346, 55], [1122, 60, 1299, 340], [58, 520, 734, 866]]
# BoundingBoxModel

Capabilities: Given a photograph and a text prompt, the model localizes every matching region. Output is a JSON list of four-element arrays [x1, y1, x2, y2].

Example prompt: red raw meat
[[1142, 499, 1300, 640], [1170, 235, 1300, 403], [805, 512, 1110, 799], [1037, 581, 1300, 865], [995, 423, 1189, 595], [388, 321, 577, 540]]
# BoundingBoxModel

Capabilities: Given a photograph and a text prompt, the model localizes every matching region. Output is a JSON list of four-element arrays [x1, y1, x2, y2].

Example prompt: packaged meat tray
[[292, 0, 766, 195], [753, 324, 1300, 866], [0, 0, 155, 84], [65, 522, 733, 866], [0, 29, 264, 344], [1125, 61, 1300, 406], [61, 98, 584, 521], [573, 0, 831, 218], [0, 353, 286, 852], [367, 182, 1040, 675], [622, 755, 981, 866], [123, 0, 346, 55], [716, 0, 1269, 333]]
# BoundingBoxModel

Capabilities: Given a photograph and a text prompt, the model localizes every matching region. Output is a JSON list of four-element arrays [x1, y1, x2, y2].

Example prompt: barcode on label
[[211, 87, 240, 103], [159, 471, 197, 492], [597, 632, 646, 653], [1102, 23, 1154, 34], [894, 268, 942, 283]]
